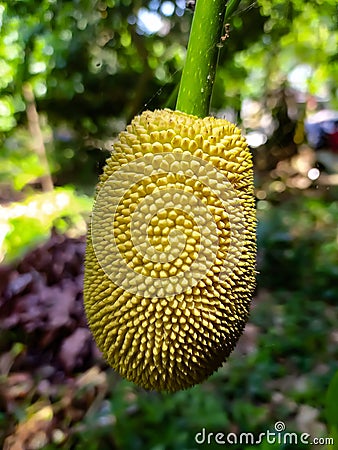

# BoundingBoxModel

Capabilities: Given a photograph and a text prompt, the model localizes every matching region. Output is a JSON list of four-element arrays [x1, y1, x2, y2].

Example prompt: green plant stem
[[176, 0, 227, 117]]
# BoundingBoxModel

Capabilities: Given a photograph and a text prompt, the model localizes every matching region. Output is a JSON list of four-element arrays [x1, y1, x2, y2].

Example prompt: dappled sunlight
[[0, 188, 92, 264]]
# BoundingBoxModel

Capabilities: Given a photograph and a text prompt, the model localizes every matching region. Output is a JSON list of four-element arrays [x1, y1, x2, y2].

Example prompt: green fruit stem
[[176, 0, 227, 117]]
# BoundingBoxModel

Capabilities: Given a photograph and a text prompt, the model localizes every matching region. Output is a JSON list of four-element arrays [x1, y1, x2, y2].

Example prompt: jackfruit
[[84, 108, 256, 392]]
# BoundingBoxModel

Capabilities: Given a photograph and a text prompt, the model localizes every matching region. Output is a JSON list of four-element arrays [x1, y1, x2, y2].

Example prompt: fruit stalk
[[176, 0, 227, 117]]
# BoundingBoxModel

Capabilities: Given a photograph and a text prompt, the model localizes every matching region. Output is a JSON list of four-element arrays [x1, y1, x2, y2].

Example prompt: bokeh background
[[0, 0, 337, 449]]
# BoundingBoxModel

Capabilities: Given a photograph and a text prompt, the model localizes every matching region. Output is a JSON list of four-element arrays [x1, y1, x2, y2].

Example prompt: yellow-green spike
[[84, 109, 256, 392]]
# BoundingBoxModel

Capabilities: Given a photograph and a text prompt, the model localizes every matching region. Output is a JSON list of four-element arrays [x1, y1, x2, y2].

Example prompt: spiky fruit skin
[[84, 109, 256, 392]]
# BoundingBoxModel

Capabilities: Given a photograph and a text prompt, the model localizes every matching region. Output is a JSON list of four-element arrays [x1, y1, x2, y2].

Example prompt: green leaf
[[326, 370, 338, 448]]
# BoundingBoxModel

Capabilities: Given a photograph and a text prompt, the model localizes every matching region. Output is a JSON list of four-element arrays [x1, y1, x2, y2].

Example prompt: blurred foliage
[[1, 193, 337, 449], [217, 0, 338, 105], [0, 0, 337, 191], [0, 186, 91, 264], [326, 371, 338, 449], [257, 196, 338, 300]]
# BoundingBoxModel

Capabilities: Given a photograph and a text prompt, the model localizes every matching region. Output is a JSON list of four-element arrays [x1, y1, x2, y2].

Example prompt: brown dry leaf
[[295, 404, 326, 438], [233, 323, 259, 356], [58, 327, 92, 372], [0, 233, 102, 379], [3, 401, 53, 450]]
